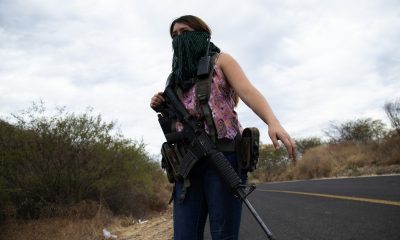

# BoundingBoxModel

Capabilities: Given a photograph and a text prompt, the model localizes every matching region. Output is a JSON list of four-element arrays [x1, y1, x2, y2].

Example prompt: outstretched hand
[[268, 123, 297, 162]]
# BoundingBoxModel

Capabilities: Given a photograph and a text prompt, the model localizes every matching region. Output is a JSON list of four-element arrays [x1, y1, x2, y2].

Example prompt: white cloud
[[1, 0, 399, 156]]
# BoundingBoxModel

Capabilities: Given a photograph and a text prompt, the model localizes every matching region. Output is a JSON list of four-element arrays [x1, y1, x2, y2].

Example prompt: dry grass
[[293, 143, 369, 179], [2, 135, 399, 240], [109, 206, 173, 240], [0, 200, 112, 240], [1, 214, 109, 240], [0, 172, 172, 240], [251, 134, 400, 182], [290, 138, 400, 180], [0, 183, 173, 240], [0, 205, 174, 240], [0, 177, 170, 240]]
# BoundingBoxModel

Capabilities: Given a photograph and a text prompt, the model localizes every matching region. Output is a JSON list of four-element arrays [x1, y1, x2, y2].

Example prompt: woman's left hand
[[268, 123, 297, 162]]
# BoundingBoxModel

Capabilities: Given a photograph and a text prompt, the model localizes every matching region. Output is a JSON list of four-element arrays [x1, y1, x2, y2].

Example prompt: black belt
[[216, 138, 236, 152]]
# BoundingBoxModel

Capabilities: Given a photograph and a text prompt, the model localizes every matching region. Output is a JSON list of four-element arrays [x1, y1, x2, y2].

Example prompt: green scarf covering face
[[172, 31, 220, 91]]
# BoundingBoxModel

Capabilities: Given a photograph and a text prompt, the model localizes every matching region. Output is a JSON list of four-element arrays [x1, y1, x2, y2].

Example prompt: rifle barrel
[[242, 198, 276, 240]]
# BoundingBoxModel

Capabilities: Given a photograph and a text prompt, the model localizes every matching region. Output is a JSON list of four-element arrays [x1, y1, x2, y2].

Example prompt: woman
[[150, 15, 296, 240]]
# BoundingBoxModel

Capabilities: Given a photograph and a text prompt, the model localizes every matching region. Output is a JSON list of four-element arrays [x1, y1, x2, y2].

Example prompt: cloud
[[1, 0, 399, 156], [233, 0, 400, 141]]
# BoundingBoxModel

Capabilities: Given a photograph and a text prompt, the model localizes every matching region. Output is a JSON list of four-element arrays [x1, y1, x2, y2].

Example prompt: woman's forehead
[[173, 22, 193, 31]]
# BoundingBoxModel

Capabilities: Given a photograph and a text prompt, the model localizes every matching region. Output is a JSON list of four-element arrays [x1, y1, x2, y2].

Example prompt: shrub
[[293, 145, 333, 179], [295, 137, 323, 155], [251, 143, 290, 182], [324, 118, 387, 144], [375, 131, 400, 166], [0, 103, 169, 221]]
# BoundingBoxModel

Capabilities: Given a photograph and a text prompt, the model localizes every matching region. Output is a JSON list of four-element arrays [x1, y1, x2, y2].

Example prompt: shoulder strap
[[172, 54, 233, 149], [196, 54, 219, 143]]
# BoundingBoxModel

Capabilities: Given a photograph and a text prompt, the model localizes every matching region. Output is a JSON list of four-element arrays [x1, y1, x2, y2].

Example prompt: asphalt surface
[[205, 175, 400, 240]]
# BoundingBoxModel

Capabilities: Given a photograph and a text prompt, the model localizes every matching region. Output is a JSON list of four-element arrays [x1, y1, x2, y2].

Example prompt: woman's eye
[[171, 29, 192, 38]]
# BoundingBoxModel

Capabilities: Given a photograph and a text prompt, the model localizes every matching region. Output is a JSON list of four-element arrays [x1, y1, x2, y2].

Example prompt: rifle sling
[[196, 54, 218, 143]]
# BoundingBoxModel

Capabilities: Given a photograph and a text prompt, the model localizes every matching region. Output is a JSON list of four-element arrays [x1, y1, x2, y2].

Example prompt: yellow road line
[[257, 189, 400, 207]]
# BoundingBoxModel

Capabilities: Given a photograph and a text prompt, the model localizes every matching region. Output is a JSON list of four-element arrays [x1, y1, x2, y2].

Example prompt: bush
[[251, 143, 290, 182], [295, 137, 323, 155], [324, 118, 387, 144], [0, 103, 169, 221], [375, 131, 400, 166], [294, 146, 333, 179], [269, 134, 400, 181], [249, 114, 399, 183]]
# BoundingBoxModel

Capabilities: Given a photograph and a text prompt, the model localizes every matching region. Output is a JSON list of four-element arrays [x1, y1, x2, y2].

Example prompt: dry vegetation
[[1, 201, 110, 240], [4, 133, 398, 240], [1, 100, 399, 239], [251, 133, 400, 183], [109, 207, 173, 240], [1, 217, 107, 240], [0, 199, 173, 240], [0, 104, 172, 240]]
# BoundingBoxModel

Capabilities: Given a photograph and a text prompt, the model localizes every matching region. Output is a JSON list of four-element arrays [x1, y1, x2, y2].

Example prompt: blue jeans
[[173, 152, 247, 240]]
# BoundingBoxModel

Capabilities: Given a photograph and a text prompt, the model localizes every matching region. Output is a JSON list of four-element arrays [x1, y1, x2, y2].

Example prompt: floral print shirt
[[176, 65, 242, 139]]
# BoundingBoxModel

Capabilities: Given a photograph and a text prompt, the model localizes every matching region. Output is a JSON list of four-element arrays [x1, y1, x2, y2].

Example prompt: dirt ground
[[109, 207, 173, 240]]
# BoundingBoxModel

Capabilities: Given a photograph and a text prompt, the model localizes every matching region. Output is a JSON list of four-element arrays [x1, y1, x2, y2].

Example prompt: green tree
[[324, 118, 387, 144], [0, 103, 168, 219], [257, 143, 289, 171], [295, 137, 323, 155]]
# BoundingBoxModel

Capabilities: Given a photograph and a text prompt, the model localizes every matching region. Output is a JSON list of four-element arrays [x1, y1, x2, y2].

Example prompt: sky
[[0, 0, 399, 156]]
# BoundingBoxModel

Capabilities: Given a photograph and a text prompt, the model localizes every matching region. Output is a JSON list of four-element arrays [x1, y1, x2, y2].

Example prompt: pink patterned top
[[176, 64, 242, 139]]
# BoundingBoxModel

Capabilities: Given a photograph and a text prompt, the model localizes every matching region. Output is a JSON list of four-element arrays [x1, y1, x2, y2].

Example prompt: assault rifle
[[154, 86, 276, 240]]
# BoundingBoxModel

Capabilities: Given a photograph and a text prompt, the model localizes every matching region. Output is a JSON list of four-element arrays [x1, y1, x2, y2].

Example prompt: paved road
[[205, 175, 400, 240]]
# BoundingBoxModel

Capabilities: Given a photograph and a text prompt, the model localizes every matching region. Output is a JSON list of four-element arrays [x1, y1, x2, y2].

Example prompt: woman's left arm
[[218, 52, 297, 161]]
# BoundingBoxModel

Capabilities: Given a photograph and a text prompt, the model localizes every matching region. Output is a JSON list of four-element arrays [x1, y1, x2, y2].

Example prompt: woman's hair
[[170, 15, 211, 37]]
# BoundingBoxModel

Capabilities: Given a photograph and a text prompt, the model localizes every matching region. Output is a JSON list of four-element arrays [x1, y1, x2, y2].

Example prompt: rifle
[[154, 86, 276, 240]]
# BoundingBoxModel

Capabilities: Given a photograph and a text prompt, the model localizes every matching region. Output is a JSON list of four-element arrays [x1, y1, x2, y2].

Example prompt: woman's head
[[170, 15, 211, 38], [170, 15, 220, 91]]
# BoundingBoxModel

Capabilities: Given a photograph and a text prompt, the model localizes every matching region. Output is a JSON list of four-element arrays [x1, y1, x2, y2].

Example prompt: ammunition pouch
[[161, 142, 182, 183], [238, 127, 260, 172]]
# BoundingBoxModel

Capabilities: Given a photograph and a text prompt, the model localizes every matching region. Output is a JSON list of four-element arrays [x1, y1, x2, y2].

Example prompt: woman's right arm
[[150, 92, 165, 109]]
